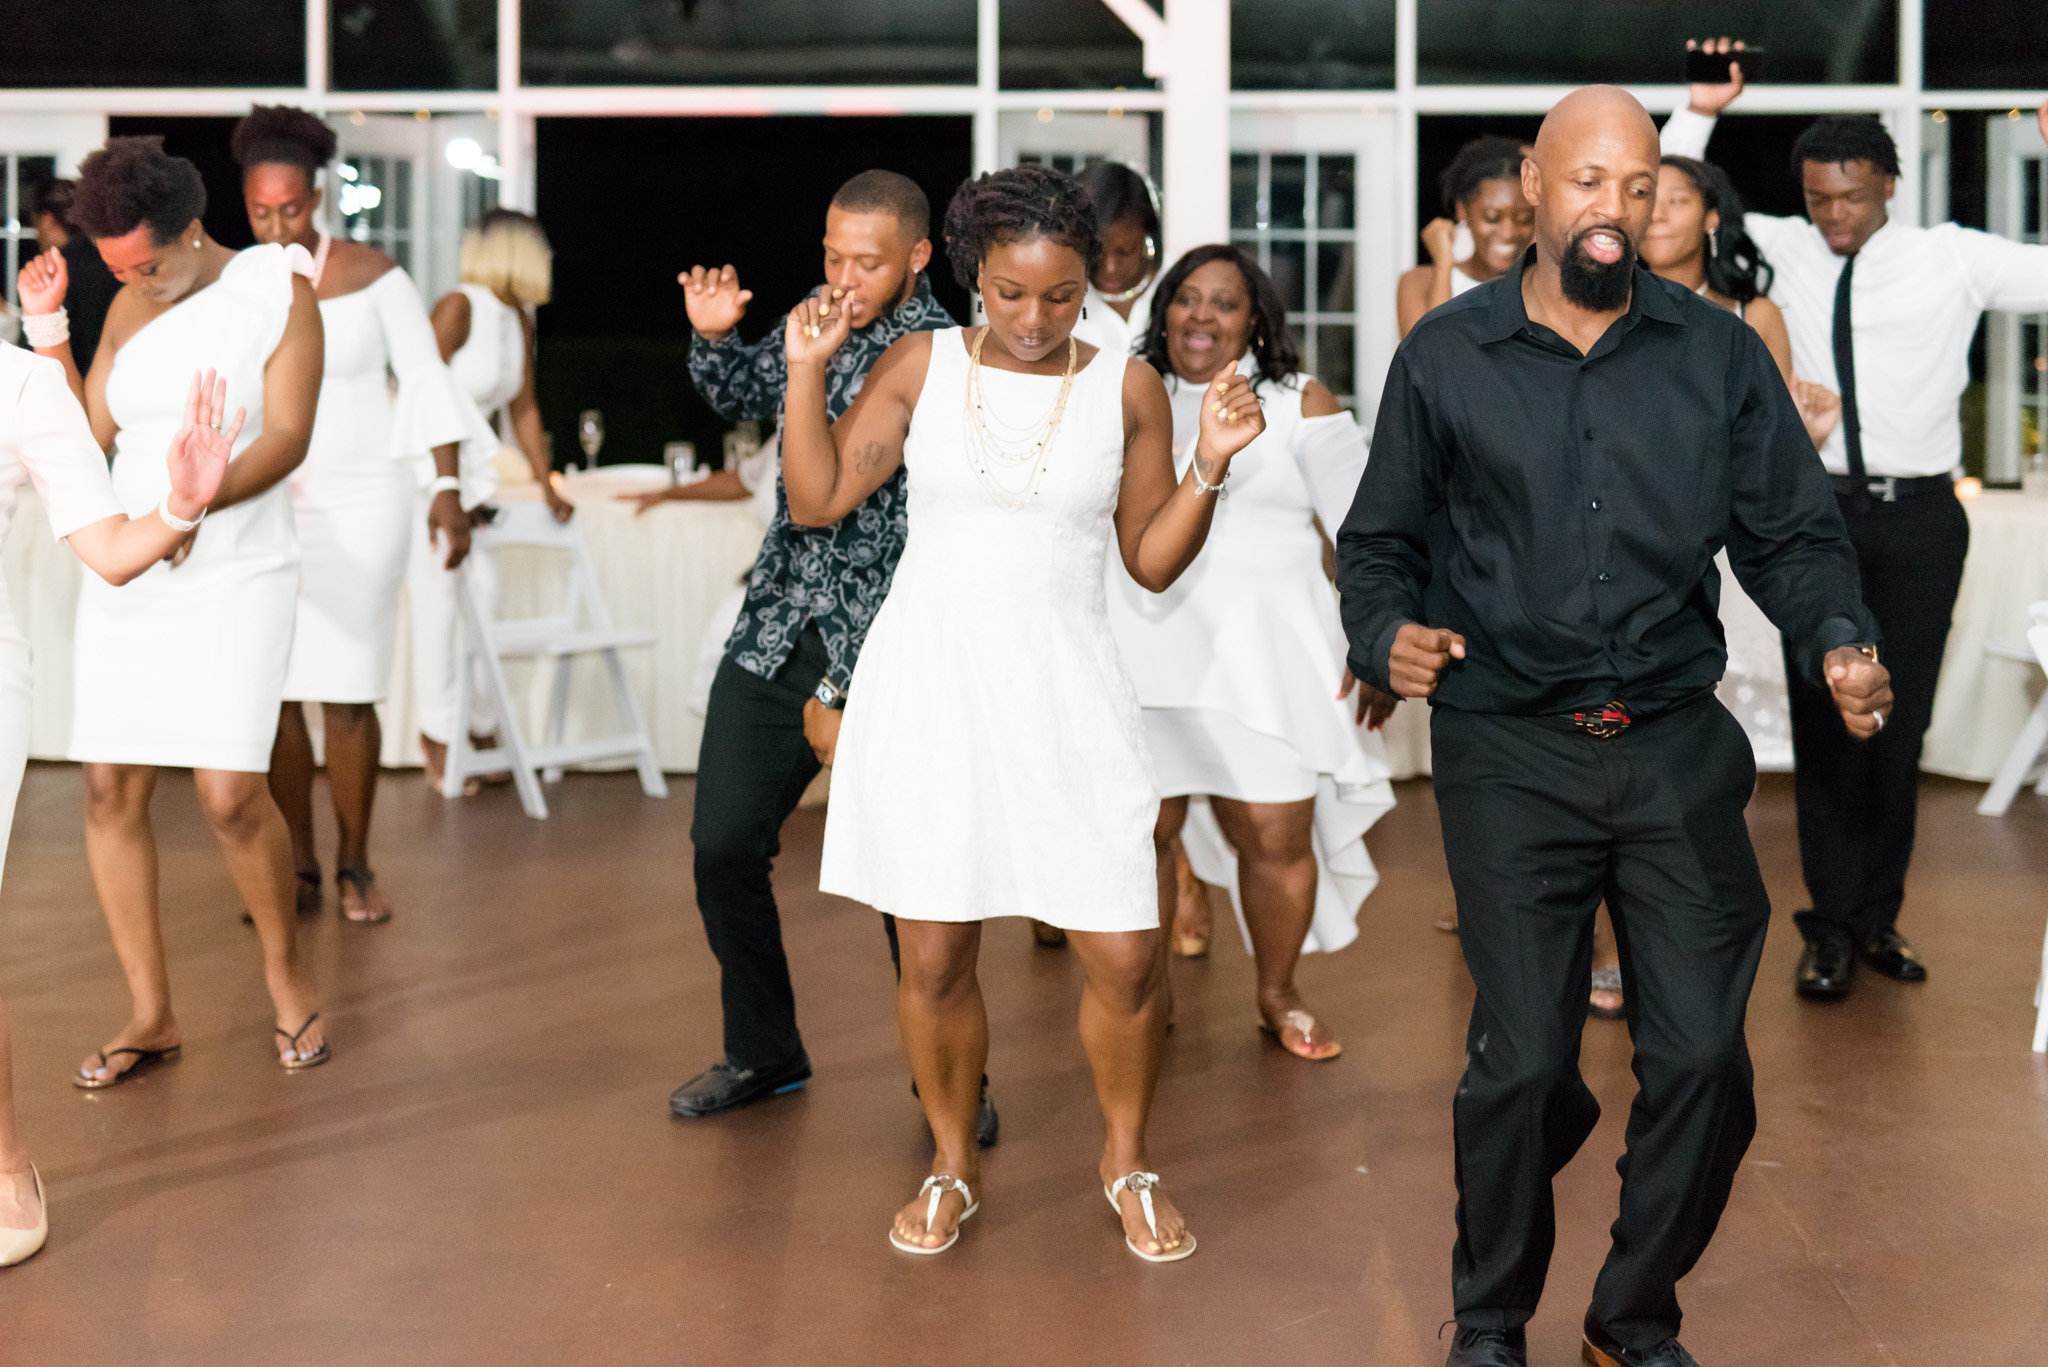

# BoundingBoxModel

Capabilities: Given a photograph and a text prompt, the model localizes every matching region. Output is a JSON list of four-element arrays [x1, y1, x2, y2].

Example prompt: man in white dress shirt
[[1665, 78, 2048, 1000]]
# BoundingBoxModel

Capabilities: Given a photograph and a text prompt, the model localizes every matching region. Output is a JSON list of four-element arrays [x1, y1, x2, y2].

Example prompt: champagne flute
[[577, 409, 604, 471]]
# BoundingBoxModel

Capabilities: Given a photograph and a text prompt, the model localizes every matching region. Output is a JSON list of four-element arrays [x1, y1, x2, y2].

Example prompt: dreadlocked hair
[[941, 164, 1100, 293]]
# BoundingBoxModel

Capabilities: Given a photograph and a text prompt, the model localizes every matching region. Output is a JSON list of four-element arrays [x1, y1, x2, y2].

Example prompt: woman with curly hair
[[1110, 243, 1396, 1061], [15, 135, 330, 1082], [786, 165, 1267, 1262], [235, 105, 494, 923]]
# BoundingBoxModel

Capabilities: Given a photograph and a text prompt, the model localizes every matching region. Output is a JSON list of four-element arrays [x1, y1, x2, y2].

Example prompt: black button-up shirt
[[1336, 259, 1878, 718]]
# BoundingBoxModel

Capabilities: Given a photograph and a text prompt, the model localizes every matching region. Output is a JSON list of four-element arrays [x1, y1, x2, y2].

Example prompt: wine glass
[[577, 409, 604, 470]]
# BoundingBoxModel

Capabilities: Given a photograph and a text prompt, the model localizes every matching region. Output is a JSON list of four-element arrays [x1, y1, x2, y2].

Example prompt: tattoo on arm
[[1191, 441, 1218, 486], [852, 440, 887, 475]]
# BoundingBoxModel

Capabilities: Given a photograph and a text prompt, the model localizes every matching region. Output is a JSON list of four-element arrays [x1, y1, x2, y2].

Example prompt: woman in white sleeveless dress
[[418, 210, 570, 790], [1070, 160, 1162, 360], [1108, 245, 1397, 1061], [236, 106, 493, 921], [1397, 136, 1534, 338], [16, 137, 330, 1083], [0, 341, 238, 1264], [785, 167, 1266, 1263]]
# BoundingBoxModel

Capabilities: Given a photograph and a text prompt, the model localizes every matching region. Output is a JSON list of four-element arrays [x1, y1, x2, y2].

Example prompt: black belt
[[1830, 473, 1953, 504], [1548, 688, 1717, 740]]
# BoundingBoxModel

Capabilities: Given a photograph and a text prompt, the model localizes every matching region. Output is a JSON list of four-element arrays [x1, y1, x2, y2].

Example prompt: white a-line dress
[[283, 266, 491, 703], [819, 327, 1158, 932], [70, 243, 304, 773], [0, 344, 124, 870], [1104, 366, 1395, 954]]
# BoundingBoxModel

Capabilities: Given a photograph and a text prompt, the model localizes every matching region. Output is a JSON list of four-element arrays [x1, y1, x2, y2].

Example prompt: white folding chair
[[1976, 601, 2048, 817], [444, 502, 669, 819]]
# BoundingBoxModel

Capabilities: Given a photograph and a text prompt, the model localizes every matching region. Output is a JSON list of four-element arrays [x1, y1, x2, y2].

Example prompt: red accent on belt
[[1570, 701, 1632, 738]]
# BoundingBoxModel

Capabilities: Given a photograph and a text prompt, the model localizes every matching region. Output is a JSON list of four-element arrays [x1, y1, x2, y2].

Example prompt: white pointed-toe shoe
[[0, 1166, 48, 1268]]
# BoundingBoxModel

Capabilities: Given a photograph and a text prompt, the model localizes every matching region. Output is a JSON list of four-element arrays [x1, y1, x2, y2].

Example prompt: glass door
[[1986, 112, 2045, 485]]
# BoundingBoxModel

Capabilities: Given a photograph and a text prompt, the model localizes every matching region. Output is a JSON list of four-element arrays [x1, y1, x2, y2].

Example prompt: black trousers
[[1433, 695, 1769, 1351], [691, 626, 898, 1071], [1782, 491, 1969, 943]]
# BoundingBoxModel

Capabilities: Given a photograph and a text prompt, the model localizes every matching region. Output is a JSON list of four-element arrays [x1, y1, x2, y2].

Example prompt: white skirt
[[280, 435, 416, 703]]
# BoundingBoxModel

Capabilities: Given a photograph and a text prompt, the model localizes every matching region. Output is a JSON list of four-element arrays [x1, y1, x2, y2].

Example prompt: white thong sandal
[[1104, 1171, 1197, 1263], [888, 1174, 978, 1255]]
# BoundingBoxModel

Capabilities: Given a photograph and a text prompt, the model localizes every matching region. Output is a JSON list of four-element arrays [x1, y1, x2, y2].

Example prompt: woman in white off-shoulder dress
[[1107, 245, 1397, 1062], [235, 106, 493, 922], [786, 167, 1266, 1265], [0, 341, 238, 1266], [17, 136, 330, 1085]]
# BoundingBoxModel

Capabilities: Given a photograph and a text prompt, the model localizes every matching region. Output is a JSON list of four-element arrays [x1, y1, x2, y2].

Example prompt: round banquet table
[[0, 467, 768, 773]]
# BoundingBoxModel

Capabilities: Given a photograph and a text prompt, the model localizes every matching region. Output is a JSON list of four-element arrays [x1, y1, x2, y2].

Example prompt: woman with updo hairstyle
[[782, 163, 1268, 1263], [15, 134, 331, 1081], [414, 208, 569, 791], [1397, 135, 1535, 337], [1108, 242, 1396, 1062], [1071, 159, 1164, 358], [235, 104, 494, 923]]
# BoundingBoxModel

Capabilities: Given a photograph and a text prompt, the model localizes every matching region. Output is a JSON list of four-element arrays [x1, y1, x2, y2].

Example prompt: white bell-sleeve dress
[[0, 344, 124, 871], [68, 243, 305, 773], [1104, 366, 1396, 954], [283, 266, 492, 703]]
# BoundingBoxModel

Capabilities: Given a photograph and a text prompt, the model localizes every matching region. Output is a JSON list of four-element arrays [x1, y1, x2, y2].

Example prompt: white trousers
[[407, 494, 499, 744]]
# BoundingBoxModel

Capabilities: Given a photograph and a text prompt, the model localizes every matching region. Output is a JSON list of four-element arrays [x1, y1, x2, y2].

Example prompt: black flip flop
[[276, 1015, 330, 1071], [73, 1044, 182, 1091]]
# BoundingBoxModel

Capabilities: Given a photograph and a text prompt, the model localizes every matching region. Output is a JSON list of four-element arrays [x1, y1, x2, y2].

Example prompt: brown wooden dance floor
[[0, 762, 2043, 1366]]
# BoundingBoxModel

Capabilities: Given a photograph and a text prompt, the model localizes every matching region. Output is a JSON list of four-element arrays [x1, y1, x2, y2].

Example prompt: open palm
[[164, 370, 239, 512]]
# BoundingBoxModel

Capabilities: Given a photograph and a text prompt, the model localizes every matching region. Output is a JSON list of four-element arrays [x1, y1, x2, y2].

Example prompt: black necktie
[[1831, 253, 1866, 484]]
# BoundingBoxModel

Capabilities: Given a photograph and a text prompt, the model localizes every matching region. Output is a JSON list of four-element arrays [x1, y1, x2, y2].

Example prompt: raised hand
[[1191, 360, 1266, 481], [1388, 623, 1466, 699], [163, 369, 239, 517], [1824, 646, 1893, 741], [17, 248, 69, 318], [1685, 36, 1748, 116], [1420, 217, 1459, 267], [783, 290, 853, 370], [678, 264, 752, 342], [1790, 372, 1842, 449]]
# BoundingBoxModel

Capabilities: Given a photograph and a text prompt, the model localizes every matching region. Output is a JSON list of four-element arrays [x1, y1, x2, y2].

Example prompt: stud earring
[[192, 239, 201, 249]]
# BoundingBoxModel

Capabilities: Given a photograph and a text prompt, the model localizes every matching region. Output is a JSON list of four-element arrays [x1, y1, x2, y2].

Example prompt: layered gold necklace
[[963, 327, 1078, 512]]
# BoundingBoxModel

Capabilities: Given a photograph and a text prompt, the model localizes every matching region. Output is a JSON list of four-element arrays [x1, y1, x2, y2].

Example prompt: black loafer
[[1583, 1332, 1702, 1367], [1796, 930, 1855, 1000], [1860, 927, 1928, 982], [1445, 1326, 1526, 1367], [669, 1054, 812, 1118]]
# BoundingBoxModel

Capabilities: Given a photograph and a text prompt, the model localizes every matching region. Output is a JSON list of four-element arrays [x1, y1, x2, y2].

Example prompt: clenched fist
[[1387, 623, 1467, 699]]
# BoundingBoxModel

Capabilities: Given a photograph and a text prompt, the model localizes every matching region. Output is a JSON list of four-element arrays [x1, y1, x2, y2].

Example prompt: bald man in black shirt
[[1340, 88, 1889, 1367]]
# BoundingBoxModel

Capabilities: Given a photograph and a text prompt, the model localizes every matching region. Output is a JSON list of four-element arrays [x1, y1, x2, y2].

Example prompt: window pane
[[1418, 1, 1898, 86], [1927, 1, 2048, 89], [1315, 323, 1355, 399], [1318, 242, 1355, 312], [1269, 241, 1306, 312], [1232, 0, 1393, 90], [1318, 154, 1355, 230], [523, 0, 977, 86], [2, 1, 303, 86], [333, 0, 496, 91], [1269, 155, 1307, 231], [1001, 0, 1146, 90], [1230, 154, 1261, 231]]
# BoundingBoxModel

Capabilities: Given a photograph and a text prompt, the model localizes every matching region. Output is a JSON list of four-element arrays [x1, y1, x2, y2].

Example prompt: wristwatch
[[813, 676, 847, 710]]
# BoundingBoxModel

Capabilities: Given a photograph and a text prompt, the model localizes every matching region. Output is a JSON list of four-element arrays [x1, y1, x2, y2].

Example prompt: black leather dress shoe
[[1444, 1326, 1526, 1367], [1796, 930, 1855, 1000], [1860, 927, 1928, 982], [669, 1054, 812, 1118], [1583, 1333, 1702, 1366]]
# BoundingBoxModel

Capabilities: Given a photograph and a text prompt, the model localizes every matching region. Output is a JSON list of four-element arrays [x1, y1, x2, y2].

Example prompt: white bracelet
[[22, 309, 69, 348], [1192, 468, 1229, 499], [428, 475, 462, 496], [157, 493, 204, 534]]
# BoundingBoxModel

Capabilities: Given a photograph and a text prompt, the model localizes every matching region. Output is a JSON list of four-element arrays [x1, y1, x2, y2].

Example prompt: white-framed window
[[1, 153, 57, 311]]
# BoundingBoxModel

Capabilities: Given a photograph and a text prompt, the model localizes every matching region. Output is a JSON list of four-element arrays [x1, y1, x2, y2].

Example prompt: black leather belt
[[1830, 473, 1953, 503]]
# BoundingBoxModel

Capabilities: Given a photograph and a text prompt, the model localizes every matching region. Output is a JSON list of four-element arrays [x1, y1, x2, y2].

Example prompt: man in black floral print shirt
[[670, 172, 996, 1139]]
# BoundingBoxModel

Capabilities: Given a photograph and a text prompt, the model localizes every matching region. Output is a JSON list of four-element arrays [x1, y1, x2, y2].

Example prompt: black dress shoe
[[669, 1054, 812, 1117], [1583, 1333, 1702, 1367], [1796, 930, 1855, 1000], [1445, 1326, 1526, 1367], [1860, 927, 1928, 982]]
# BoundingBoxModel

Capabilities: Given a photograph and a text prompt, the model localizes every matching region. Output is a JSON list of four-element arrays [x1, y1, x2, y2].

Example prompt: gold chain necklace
[[963, 328, 1078, 513]]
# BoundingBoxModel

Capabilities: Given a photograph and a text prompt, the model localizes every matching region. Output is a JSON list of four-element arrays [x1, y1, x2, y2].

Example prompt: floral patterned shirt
[[686, 274, 956, 690]]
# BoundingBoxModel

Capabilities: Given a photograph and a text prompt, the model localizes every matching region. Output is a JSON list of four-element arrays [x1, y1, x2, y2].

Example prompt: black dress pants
[[691, 626, 898, 1072], [1782, 491, 1968, 944], [1433, 695, 1769, 1352]]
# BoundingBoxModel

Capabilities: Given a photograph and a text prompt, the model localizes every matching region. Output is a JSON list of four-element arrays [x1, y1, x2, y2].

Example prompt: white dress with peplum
[[820, 327, 1159, 932], [69, 244, 304, 773]]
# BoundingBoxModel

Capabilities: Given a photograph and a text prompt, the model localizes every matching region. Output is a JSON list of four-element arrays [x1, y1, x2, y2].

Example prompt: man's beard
[[1558, 227, 1637, 311]]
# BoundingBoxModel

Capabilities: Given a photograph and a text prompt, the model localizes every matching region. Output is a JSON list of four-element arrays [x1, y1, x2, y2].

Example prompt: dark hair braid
[[941, 164, 1100, 293]]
